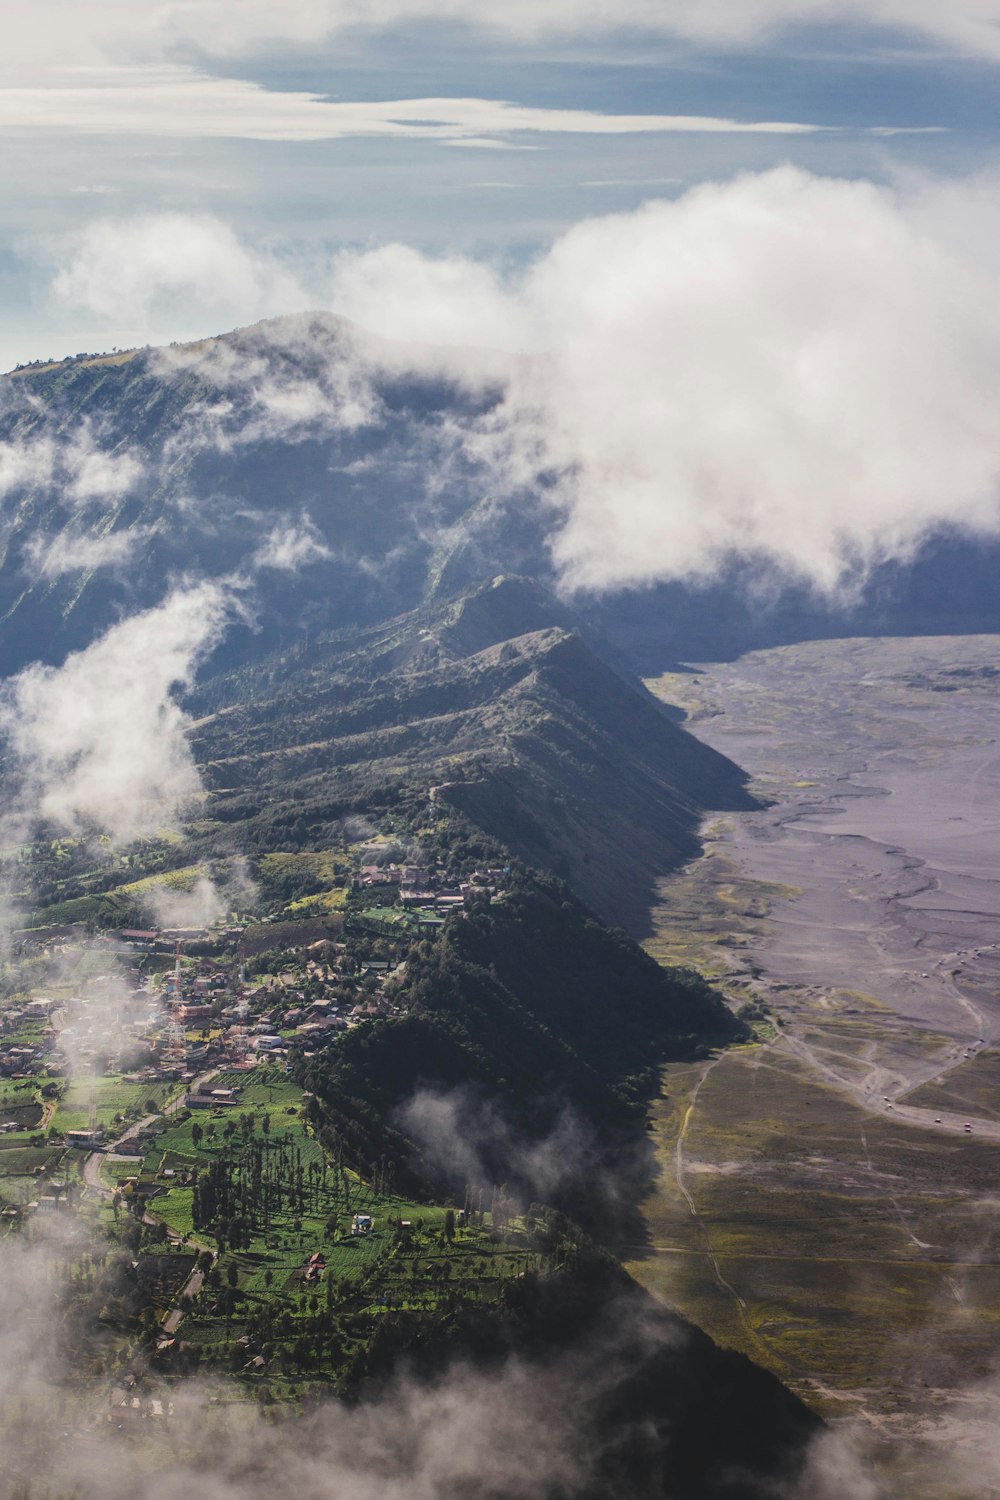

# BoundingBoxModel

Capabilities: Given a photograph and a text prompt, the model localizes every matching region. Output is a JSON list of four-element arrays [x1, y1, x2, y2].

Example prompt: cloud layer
[[0, 582, 232, 846], [327, 166, 1000, 596], [1, 69, 836, 146], [26, 162, 1000, 602], [167, 0, 1000, 57], [7, 0, 1000, 65]]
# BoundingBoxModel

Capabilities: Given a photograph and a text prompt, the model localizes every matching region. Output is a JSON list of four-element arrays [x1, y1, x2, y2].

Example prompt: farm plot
[[53, 1076, 173, 1134]]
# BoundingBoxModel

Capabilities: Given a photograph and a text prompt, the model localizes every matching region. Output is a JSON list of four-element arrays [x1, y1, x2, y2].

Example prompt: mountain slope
[[183, 577, 755, 929], [303, 878, 743, 1208], [6, 315, 1000, 686], [0, 315, 509, 675]]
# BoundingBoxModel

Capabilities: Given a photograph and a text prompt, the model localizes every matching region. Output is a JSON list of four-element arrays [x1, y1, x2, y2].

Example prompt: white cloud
[[0, 581, 233, 845], [154, 312, 383, 445], [330, 245, 528, 354], [0, 425, 139, 508], [0, 67, 834, 145], [22, 527, 145, 578], [4, 0, 1000, 67], [328, 166, 1000, 596], [251, 519, 332, 572], [50, 212, 305, 332], [36, 168, 1000, 601], [0, 435, 56, 495], [62, 434, 141, 505], [141, 857, 258, 927]]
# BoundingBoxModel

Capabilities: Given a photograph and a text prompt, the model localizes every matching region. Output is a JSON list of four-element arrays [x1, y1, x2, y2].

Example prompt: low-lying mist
[[0, 1214, 883, 1500]]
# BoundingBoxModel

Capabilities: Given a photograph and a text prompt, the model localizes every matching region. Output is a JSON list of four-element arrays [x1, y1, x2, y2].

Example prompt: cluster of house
[[118, 925, 247, 953], [47, 982, 166, 1080], [354, 862, 508, 915], [152, 939, 403, 1070], [185, 1084, 240, 1109], [0, 998, 57, 1077], [1, 851, 510, 1100], [107, 1376, 169, 1424], [247, 940, 405, 1054], [0, 997, 55, 1033], [0, 960, 242, 1089], [1, 1179, 70, 1218], [0, 1043, 46, 1077]]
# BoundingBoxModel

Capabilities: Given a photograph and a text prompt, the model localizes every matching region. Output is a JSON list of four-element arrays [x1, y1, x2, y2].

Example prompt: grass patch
[[52, 1076, 174, 1134], [901, 1048, 1000, 1122], [625, 1042, 1000, 1416], [643, 846, 798, 979]]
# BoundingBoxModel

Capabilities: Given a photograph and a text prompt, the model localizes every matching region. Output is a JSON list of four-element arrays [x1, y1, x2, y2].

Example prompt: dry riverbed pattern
[[627, 636, 1000, 1498]]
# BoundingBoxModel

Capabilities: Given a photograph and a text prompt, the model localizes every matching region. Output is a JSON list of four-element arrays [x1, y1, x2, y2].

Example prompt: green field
[[901, 1048, 1000, 1122], [0, 1145, 63, 1179], [109, 1064, 543, 1391], [53, 1076, 176, 1134], [624, 1044, 1000, 1427], [135, 1069, 448, 1275]]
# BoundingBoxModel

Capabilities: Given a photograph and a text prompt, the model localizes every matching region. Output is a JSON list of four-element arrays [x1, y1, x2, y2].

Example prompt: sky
[[4, 0, 1000, 370]]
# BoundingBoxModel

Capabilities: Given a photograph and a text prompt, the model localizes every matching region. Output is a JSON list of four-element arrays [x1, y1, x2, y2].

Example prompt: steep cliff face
[[183, 578, 754, 930]]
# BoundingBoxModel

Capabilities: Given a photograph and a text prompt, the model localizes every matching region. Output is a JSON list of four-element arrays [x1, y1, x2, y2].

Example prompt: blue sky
[[3, 2, 1000, 367]]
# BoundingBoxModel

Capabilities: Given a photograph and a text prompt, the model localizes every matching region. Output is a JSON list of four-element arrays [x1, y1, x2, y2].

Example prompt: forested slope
[[183, 577, 754, 930], [302, 880, 745, 1215]]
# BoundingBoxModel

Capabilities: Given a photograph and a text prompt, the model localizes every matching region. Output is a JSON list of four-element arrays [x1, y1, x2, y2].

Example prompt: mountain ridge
[[184, 576, 754, 931], [5, 313, 1000, 683]]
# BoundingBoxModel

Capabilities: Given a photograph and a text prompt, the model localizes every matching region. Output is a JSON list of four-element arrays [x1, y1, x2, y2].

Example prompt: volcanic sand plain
[[626, 636, 1000, 1497]]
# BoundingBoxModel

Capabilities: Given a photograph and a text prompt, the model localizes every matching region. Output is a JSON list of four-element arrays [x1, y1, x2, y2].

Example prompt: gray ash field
[[633, 637, 1000, 1497], [657, 635, 1000, 1083]]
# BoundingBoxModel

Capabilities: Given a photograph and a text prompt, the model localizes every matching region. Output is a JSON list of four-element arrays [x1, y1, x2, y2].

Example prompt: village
[[0, 851, 510, 1234], [0, 846, 551, 1418], [0, 854, 508, 1105]]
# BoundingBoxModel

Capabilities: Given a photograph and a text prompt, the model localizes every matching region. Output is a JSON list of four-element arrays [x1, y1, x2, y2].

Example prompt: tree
[[227, 1261, 239, 1288], [444, 1209, 456, 1244], [191, 1121, 203, 1150]]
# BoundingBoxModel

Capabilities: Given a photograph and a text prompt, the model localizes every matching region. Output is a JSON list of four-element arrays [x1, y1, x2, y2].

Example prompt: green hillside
[[181, 577, 754, 931], [302, 879, 745, 1222]]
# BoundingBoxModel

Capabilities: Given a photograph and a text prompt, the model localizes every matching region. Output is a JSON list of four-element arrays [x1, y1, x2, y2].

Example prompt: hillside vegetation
[[182, 577, 754, 930], [303, 879, 745, 1218]]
